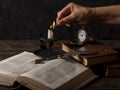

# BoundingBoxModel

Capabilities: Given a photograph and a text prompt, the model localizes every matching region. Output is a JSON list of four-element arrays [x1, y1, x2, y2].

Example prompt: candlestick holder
[[34, 35, 63, 58]]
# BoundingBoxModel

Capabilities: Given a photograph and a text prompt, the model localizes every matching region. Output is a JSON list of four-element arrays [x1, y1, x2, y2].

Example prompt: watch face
[[77, 29, 87, 43]]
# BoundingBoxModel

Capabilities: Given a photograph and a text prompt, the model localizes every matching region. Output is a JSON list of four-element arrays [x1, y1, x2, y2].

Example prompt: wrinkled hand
[[56, 2, 91, 26]]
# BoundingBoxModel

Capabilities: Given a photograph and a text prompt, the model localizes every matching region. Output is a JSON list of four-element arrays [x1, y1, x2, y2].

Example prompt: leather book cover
[[105, 61, 120, 77], [62, 41, 119, 66]]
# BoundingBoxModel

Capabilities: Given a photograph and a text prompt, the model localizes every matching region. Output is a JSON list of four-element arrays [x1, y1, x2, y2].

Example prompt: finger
[[58, 13, 75, 25], [65, 21, 77, 27], [57, 10, 71, 24], [56, 11, 61, 24], [57, 3, 74, 23], [65, 24, 71, 27]]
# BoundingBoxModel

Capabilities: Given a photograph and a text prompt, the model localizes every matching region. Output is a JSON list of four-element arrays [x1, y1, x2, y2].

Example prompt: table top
[[0, 40, 119, 90]]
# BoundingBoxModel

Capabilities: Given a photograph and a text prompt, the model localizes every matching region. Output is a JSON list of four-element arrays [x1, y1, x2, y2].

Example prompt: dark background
[[0, 0, 120, 40]]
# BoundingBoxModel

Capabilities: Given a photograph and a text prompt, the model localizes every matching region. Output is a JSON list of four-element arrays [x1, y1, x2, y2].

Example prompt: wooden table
[[0, 40, 120, 90]]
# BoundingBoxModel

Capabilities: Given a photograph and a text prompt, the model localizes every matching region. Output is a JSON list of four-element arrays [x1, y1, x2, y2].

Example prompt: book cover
[[62, 41, 119, 66], [105, 61, 120, 77]]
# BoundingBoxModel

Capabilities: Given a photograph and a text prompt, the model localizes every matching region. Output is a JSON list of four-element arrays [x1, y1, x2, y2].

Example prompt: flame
[[50, 21, 56, 30]]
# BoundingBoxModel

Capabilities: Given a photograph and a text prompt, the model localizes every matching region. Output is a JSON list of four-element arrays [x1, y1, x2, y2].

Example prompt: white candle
[[48, 29, 54, 39]]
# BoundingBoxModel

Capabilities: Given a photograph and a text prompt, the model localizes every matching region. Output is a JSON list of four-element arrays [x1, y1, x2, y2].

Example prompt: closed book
[[62, 41, 119, 66], [105, 62, 120, 77]]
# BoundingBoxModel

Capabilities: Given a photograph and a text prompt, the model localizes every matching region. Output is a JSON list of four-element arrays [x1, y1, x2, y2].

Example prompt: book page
[[0, 51, 42, 86], [19, 58, 88, 89], [0, 51, 42, 76]]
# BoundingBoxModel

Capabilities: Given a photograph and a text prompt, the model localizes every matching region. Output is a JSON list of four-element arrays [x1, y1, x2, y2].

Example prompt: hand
[[56, 2, 91, 26]]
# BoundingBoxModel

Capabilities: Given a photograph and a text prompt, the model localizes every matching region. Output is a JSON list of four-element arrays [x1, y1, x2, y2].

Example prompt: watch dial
[[78, 29, 87, 42]]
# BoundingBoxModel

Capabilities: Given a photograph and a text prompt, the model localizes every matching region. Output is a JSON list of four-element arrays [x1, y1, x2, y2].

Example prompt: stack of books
[[62, 40, 120, 77], [0, 40, 119, 90]]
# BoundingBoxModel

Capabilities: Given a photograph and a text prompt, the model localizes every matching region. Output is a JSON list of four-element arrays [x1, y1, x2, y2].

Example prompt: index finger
[[57, 3, 74, 24]]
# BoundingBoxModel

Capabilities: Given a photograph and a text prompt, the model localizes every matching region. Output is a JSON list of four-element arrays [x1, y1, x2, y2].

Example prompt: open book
[[62, 41, 119, 66], [0, 51, 98, 90]]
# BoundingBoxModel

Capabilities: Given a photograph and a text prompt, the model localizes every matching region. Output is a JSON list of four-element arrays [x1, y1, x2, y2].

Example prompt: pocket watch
[[77, 26, 87, 45], [70, 26, 88, 45]]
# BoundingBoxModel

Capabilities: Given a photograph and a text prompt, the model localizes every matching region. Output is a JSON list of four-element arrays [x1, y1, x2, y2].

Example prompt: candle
[[48, 29, 54, 39]]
